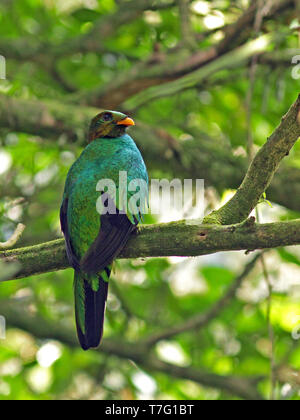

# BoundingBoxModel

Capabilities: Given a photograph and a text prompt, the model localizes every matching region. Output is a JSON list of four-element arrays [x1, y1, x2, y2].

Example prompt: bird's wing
[[80, 193, 138, 274], [67, 145, 148, 275], [60, 197, 81, 271]]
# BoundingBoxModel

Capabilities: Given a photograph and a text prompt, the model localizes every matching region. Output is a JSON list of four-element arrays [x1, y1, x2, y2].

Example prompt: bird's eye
[[102, 112, 113, 122]]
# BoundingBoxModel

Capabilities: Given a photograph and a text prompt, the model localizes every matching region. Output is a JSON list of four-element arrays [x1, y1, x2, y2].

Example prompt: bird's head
[[88, 111, 135, 143]]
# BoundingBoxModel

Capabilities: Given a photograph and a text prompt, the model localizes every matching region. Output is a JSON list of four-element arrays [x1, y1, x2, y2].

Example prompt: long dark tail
[[74, 269, 109, 351]]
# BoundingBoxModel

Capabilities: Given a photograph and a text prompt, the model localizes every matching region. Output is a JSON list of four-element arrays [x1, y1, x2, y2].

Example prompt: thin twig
[[260, 253, 277, 400], [0, 223, 25, 250], [246, 0, 265, 159], [142, 253, 262, 347], [203, 94, 300, 225], [109, 279, 134, 322], [256, 211, 277, 400], [178, 0, 196, 50], [245, 1, 277, 399], [0, 300, 264, 400]]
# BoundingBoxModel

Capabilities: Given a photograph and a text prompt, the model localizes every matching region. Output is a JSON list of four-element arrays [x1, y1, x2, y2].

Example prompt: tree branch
[[0, 223, 25, 250], [122, 35, 273, 110], [73, 0, 294, 108], [203, 94, 300, 224], [0, 300, 264, 400], [1, 219, 300, 281], [0, 0, 293, 109], [0, 0, 176, 61], [142, 253, 262, 347], [1, 94, 300, 213], [178, 0, 196, 50], [259, 49, 300, 65]]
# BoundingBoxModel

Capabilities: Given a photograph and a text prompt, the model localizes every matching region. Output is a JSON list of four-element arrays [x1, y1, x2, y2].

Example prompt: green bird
[[60, 111, 148, 350]]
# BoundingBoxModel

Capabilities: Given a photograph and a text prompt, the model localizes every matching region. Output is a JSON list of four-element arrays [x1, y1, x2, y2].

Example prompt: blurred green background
[[0, 0, 300, 400]]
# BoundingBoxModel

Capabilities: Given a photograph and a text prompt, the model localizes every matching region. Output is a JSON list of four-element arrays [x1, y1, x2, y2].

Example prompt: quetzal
[[60, 111, 148, 350]]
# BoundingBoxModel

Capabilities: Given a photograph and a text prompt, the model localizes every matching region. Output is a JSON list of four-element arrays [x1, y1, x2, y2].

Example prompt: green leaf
[[277, 248, 300, 266], [71, 8, 101, 23]]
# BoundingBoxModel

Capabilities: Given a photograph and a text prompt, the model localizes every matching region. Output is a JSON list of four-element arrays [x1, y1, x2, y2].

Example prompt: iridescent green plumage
[[61, 111, 148, 350]]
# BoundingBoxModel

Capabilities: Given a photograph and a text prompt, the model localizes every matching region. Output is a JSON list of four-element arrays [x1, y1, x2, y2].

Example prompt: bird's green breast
[[63, 134, 148, 260]]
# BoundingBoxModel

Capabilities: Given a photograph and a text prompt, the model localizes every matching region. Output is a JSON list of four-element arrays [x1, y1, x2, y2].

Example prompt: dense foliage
[[0, 0, 300, 400]]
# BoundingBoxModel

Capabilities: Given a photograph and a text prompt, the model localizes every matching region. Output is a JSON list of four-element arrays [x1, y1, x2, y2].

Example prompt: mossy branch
[[0, 300, 263, 400], [1, 219, 300, 281], [203, 94, 300, 225], [123, 35, 273, 110], [1, 93, 300, 213], [0, 97, 299, 283]]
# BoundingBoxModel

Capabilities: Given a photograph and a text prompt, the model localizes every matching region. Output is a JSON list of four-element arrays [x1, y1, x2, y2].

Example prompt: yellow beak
[[117, 117, 135, 126]]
